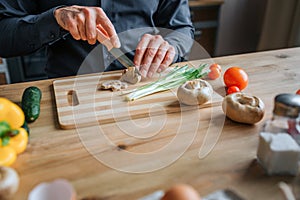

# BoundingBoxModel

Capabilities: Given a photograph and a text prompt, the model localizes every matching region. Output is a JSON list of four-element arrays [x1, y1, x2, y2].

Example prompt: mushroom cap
[[222, 93, 265, 124], [120, 67, 141, 84], [177, 79, 213, 106]]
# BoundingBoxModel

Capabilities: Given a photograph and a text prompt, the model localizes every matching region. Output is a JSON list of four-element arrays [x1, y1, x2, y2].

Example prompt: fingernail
[[157, 68, 162, 73]]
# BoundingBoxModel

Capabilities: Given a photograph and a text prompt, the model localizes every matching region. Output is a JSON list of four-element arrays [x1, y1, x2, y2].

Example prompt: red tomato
[[227, 86, 240, 95], [208, 67, 221, 80], [223, 67, 248, 90], [296, 89, 300, 95], [209, 63, 222, 72]]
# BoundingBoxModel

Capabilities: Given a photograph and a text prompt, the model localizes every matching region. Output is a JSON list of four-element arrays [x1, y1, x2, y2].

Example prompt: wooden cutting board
[[53, 71, 223, 129]]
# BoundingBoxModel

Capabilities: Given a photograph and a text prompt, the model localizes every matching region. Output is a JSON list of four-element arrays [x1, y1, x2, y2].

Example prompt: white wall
[[215, 0, 267, 56], [258, 0, 300, 50]]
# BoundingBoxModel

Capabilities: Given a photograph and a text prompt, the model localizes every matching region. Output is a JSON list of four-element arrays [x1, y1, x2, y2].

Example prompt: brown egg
[[161, 184, 201, 200]]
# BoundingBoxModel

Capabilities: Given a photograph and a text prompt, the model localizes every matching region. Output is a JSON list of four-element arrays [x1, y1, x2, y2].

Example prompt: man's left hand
[[134, 34, 175, 78]]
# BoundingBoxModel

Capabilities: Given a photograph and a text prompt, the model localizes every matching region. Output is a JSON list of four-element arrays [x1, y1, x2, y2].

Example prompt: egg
[[161, 184, 201, 200], [28, 179, 76, 200]]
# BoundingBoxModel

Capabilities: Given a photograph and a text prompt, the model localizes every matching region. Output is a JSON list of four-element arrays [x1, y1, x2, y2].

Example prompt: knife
[[96, 28, 141, 75]]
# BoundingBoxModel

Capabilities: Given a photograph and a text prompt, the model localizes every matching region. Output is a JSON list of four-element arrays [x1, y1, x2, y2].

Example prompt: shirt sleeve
[[154, 0, 194, 62], [0, 1, 68, 57]]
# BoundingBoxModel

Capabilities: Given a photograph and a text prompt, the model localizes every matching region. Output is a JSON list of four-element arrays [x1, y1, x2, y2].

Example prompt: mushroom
[[120, 67, 141, 84], [99, 80, 128, 91], [0, 166, 20, 200], [177, 79, 213, 106], [222, 93, 265, 124]]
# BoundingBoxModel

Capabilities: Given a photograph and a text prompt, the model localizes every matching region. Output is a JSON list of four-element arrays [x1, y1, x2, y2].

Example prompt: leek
[[124, 64, 208, 101]]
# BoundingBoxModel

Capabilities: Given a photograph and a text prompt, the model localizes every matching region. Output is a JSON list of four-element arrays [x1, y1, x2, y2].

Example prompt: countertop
[[1, 48, 300, 200]]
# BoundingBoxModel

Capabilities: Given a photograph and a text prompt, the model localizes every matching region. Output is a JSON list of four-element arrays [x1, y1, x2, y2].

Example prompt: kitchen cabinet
[[0, 57, 10, 84], [189, 0, 224, 56], [7, 48, 48, 83]]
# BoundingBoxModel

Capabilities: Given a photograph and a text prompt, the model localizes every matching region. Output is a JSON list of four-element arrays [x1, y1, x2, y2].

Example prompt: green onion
[[124, 64, 209, 101]]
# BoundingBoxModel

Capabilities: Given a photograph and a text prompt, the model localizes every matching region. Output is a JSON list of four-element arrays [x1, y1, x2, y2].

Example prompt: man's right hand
[[54, 5, 120, 47]]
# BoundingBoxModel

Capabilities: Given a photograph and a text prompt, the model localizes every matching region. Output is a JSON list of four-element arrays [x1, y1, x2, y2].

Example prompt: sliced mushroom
[[99, 80, 128, 91], [120, 67, 141, 84], [0, 166, 19, 200], [222, 93, 265, 124], [177, 79, 213, 106]]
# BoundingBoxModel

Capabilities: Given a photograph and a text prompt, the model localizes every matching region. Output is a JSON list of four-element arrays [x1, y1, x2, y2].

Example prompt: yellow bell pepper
[[0, 98, 28, 166], [0, 128, 28, 166], [0, 144, 17, 167], [0, 98, 25, 129], [8, 128, 28, 154]]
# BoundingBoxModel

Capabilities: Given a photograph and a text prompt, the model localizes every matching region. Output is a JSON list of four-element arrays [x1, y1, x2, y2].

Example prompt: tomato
[[208, 63, 222, 80], [209, 63, 221, 72], [208, 67, 221, 80], [227, 86, 240, 95], [223, 67, 248, 90], [296, 89, 300, 95]]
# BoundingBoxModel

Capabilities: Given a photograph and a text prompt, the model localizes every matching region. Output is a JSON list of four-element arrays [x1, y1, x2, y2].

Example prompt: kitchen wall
[[215, 0, 268, 56], [258, 0, 300, 51]]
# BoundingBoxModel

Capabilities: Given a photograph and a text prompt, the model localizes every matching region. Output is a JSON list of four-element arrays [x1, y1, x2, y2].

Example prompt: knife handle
[[96, 25, 114, 51]]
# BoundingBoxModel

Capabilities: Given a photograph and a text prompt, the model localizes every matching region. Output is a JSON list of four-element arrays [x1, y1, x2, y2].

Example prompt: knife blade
[[108, 47, 135, 69], [96, 28, 141, 75]]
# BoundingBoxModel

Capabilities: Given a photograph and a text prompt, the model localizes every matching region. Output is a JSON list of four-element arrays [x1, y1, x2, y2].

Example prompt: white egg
[[28, 179, 76, 200]]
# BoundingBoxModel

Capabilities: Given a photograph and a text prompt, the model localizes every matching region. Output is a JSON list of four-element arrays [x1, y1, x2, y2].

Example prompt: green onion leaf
[[125, 64, 208, 101]]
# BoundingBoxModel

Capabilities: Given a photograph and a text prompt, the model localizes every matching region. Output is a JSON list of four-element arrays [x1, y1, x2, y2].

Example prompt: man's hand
[[54, 5, 120, 47], [134, 34, 176, 78]]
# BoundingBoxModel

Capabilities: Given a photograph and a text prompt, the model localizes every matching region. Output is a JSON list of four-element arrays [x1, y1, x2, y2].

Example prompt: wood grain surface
[[1, 48, 300, 200], [53, 72, 223, 129]]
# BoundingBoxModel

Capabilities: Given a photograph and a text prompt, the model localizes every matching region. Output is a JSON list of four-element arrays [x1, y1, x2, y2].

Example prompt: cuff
[[35, 7, 69, 46]]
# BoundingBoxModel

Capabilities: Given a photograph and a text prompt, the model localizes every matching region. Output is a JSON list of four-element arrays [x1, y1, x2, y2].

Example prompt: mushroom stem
[[238, 95, 255, 106], [222, 93, 265, 124], [120, 67, 141, 84], [177, 79, 213, 106]]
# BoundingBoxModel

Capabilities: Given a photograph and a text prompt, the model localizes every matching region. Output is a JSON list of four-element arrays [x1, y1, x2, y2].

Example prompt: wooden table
[[1, 48, 300, 200]]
